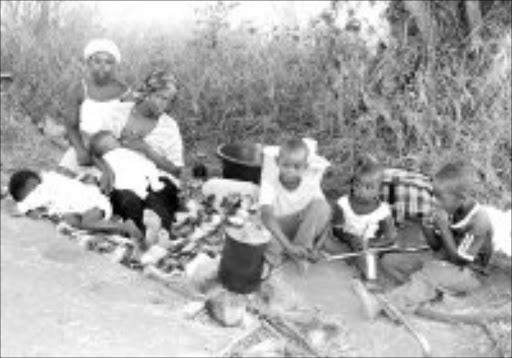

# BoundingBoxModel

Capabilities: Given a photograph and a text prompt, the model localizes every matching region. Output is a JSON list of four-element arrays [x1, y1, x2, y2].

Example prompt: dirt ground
[[1, 197, 510, 357]]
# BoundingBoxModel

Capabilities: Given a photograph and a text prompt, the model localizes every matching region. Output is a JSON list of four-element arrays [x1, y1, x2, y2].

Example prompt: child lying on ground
[[260, 137, 331, 271], [89, 130, 179, 239], [8, 169, 140, 238], [353, 161, 500, 319], [328, 155, 397, 283]]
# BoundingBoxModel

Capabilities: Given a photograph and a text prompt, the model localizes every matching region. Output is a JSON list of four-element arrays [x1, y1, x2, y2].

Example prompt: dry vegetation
[[1, 0, 511, 205]]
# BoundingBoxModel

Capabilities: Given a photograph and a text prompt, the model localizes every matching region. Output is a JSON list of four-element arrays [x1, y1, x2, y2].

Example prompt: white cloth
[[144, 113, 184, 169], [336, 195, 391, 239], [482, 205, 512, 257], [83, 38, 121, 63], [259, 139, 330, 218], [116, 112, 184, 186], [17, 171, 112, 219], [79, 81, 133, 137], [104, 148, 164, 199], [58, 83, 133, 177]]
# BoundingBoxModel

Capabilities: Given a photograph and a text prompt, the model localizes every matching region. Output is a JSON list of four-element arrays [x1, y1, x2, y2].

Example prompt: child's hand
[[122, 220, 143, 240], [286, 244, 308, 259], [76, 150, 93, 166], [26, 208, 48, 220], [432, 208, 450, 229], [369, 237, 395, 249], [121, 138, 151, 155], [79, 174, 99, 186], [99, 169, 115, 195]]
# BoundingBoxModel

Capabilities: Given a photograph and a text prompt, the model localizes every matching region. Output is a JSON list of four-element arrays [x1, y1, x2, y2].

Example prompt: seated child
[[330, 155, 397, 281], [8, 169, 140, 238], [260, 137, 331, 269], [353, 161, 496, 319], [89, 130, 179, 236]]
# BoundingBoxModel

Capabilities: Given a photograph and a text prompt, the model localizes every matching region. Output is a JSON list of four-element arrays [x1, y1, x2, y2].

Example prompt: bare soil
[[1, 197, 510, 357]]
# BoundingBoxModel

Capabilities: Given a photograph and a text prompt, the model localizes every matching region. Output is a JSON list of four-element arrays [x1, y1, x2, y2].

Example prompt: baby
[[89, 130, 164, 199], [89, 130, 179, 241]]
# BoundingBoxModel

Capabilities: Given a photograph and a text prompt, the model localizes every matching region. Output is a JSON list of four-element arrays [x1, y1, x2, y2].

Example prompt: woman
[[120, 69, 184, 183], [107, 70, 185, 233], [59, 38, 132, 190]]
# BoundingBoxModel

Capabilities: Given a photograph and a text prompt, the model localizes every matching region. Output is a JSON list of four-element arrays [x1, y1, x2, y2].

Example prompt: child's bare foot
[[305, 248, 322, 263], [290, 256, 310, 275], [122, 220, 143, 240], [109, 245, 129, 263], [351, 279, 382, 320], [143, 209, 162, 230], [1, 185, 8, 199], [157, 229, 173, 249], [143, 209, 162, 246]]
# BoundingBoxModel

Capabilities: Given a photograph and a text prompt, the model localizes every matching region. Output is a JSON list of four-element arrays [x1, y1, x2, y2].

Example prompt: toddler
[[331, 155, 397, 281]]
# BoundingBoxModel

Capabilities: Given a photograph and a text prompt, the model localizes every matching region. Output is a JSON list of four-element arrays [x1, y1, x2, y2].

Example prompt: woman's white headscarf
[[83, 38, 121, 64]]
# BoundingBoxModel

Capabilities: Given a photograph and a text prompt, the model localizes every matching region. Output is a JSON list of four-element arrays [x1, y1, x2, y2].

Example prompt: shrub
[[1, 0, 510, 206]]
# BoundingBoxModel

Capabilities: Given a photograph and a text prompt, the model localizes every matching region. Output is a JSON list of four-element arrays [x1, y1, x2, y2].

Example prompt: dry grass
[[1, 1, 510, 207], [0, 95, 63, 185]]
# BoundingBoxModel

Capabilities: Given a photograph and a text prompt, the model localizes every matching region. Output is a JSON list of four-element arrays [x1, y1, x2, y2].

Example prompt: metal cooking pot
[[216, 143, 263, 184]]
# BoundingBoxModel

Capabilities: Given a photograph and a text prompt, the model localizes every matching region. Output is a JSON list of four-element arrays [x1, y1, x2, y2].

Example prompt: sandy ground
[[1, 197, 507, 357], [0, 202, 243, 357]]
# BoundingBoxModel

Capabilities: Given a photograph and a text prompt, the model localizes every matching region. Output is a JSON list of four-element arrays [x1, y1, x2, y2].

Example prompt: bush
[[1, 0, 510, 206]]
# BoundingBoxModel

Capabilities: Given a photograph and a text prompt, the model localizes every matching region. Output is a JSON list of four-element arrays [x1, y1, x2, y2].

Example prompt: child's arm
[[332, 202, 345, 228], [374, 216, 398, 247], [91, 156, 115, 194], [432, 209, 465, 264], [121, 138, 182, 178], [331, 202, 347, 239], [65, 83, 91, 166], [457, 212, 493, 263], [261, 205, 307, 258], [17, 187, 50, 216], [65, 208, 143, 239]]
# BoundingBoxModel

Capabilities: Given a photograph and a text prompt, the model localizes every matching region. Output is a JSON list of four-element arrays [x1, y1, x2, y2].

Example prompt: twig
[[376, 294, 432, 357], [248, 305, 322, 358], [215, 320, 262, 357], [322, 244, 430, 262], [416, 306, 512, 325]]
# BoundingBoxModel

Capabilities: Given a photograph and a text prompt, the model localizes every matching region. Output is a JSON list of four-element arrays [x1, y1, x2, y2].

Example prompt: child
[[89, 130, 179, 236], [260, 137, 331, 269], [330, 155, 397, 282], [8, 169, 140, 238], [352, 161, 495, 319]]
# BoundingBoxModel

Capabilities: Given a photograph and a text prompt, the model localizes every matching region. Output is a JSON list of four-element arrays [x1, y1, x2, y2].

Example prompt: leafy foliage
[[1, 0, 510, 206]]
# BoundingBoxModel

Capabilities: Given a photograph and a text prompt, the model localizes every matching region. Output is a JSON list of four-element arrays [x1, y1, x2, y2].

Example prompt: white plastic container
[[365, 251, 377, 281]]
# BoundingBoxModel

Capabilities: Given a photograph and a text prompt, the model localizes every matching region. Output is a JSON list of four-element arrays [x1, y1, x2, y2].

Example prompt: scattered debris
[[206, 290, 248, 327]]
